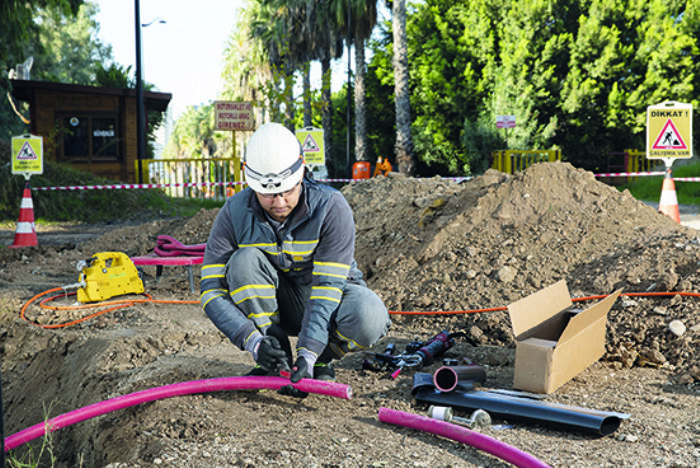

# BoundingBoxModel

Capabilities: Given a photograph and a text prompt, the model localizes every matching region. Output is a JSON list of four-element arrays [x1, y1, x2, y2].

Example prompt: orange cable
[[387, 291, 700, 315], [20, 288, 199, 329], [21, 288, 700, 327]]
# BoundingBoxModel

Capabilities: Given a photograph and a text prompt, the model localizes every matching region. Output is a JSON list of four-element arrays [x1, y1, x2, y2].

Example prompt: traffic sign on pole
[[295, 127, 325, 165], [11, 134, 43, 178], [647, 101, 692, 160]]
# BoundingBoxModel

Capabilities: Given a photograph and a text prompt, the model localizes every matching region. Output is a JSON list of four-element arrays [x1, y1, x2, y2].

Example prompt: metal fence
[[137, 157, 243, 201], [490, 150, 562, 174]]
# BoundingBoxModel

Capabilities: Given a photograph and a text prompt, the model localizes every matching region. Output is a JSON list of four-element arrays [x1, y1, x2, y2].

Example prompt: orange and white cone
[[9, 181, 38, 248], [658, 171, 680, 223]]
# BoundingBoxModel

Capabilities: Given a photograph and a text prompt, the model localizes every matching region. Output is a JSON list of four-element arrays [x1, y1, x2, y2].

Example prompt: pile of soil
[[0, 162, 698, 467]]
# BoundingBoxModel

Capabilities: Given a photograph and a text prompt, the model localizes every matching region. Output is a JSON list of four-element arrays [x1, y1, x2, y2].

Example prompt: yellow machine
[[76, 252, 144, 303]]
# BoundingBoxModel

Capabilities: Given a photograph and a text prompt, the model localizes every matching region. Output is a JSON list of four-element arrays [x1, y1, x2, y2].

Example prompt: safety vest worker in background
[[373, 157, 392, 177]]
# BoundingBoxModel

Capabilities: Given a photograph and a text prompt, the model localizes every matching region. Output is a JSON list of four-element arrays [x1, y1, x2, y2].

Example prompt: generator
[[76, 252, 144, 303]]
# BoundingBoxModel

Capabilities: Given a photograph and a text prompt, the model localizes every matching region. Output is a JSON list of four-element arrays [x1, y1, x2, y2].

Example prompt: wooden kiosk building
[[10, 79, 171, 184]]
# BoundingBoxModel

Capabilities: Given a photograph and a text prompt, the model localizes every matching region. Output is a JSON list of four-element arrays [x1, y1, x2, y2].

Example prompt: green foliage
[[0, 141, 217, 224], [6, 404, 57, 468], [94, 62, 134, 89], [30, 1, 112, 85], [364, 39, 396, 164], [164, 103, 230, 160], [0, 0, 84, 137], [619, 162, 700, 206], [367, 0, 700, 176]]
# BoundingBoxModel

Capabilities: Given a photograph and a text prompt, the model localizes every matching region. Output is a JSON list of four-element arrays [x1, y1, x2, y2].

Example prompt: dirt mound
[[343, 163, 699, 380], [1, 162, 699, 467]]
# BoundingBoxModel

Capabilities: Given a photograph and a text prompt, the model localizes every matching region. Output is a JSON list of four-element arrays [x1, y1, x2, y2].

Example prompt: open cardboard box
[[507, 280, 622, 394]]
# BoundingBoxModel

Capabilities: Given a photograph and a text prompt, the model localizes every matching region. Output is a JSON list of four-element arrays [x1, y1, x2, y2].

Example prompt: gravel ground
[[1, 162, 699, 467]]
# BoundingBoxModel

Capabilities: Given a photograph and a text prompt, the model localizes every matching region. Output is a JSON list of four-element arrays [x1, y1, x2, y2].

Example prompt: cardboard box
[[507, 280, 622, 394]]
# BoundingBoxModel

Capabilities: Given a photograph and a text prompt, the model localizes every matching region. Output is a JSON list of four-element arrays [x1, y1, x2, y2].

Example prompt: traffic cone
[[658, 170, 680, 223], [9, 180, 38, 248]]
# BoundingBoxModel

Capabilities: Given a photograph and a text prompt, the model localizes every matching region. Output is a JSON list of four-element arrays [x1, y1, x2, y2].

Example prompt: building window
[[58, 114, 120, 162]]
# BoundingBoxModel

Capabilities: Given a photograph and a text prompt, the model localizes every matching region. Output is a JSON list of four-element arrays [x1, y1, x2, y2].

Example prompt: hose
[[4, 376, 352, 452], [20, 288, 700, 328], [19, 287, 199, 329], [378, 407, 551, 468], [388, 290, 700, 315]]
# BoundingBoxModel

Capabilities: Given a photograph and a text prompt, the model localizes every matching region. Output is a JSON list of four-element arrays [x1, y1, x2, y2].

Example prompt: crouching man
[[200, 122, 391, 393]]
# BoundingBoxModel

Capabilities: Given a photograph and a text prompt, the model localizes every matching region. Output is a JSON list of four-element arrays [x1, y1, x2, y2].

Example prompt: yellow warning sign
[[12, 134, 44, 175], [295, 127, 325, 165], [647, 102, 692, 159]]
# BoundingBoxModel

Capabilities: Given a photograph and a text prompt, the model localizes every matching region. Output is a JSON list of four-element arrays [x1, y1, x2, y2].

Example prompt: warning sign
[[647, 102, 692, 159], [295, 127, 325, 165], [12, 134, 43, 176], [301, 134, 320, 153], [214, 101, 255, 131], [652, 120, 687, 150]]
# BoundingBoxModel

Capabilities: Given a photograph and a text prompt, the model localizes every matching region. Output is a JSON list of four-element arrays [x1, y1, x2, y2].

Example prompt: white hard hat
[[244, 123, 304, 194]]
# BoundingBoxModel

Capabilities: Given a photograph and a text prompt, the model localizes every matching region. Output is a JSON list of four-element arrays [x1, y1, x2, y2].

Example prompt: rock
[[496, 265, 517, 283], [620, 348, 638, 368], [656, 271, 678, 291], [640, 347, 666, 365], [668, 320, 686, 337], [679, 374, 695, 385]]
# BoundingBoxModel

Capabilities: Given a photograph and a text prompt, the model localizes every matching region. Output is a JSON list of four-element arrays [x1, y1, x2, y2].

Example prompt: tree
[[392, 0, 415, 175], [368, 0, 700, 176], [248, 0, 301, 129], [559, 0, 700, 171], [1, 0, 84, 135], [30, 1, 112, 85], [304, 0, 346, 174], [350, 0, 379, 163]]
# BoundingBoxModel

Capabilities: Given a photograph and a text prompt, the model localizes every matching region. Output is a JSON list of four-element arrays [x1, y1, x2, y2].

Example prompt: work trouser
[[225, 248, 390, 359]]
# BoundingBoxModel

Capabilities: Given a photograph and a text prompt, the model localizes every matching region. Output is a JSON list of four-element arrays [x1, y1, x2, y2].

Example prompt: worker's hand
[[290, 356, 313, 383], [278, 356, 313, 399], [256, 336, 290, 373]]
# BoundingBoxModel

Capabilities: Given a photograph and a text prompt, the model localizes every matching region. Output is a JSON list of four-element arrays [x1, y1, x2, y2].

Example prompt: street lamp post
[[135, 0, 165, 185], [135, 0, 145, 184]]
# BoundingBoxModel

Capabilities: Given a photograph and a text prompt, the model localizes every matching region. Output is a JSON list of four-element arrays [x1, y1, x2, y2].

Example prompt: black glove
[[290, 356, 312, 383], [278, 356, 312, 399], [256, 336, 290, 373]]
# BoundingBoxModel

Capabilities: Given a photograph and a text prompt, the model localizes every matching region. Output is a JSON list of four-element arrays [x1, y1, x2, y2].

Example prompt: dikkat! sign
[[647, 101, 693, 160], [12, 134, 43, 176]]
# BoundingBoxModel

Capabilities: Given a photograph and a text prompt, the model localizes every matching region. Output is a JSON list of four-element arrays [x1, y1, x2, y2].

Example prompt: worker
[[373, 157, 392, 177], [200, 122, 391, 395]]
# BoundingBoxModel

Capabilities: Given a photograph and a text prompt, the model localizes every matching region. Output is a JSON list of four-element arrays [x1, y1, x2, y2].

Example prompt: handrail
[[135, 157, 242, 201]]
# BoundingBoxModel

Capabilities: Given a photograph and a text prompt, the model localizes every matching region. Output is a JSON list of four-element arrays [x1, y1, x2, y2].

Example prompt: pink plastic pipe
[[5, 376, 352, 452], [378, 407, 551, 468]]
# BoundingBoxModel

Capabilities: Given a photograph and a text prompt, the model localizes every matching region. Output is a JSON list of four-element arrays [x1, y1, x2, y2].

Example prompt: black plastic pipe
[[433, 365, 486, 392], [415, 388, 629, 436]]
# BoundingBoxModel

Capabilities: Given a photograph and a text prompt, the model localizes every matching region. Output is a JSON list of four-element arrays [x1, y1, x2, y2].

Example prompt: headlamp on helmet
[[244, 123, 304, 194]]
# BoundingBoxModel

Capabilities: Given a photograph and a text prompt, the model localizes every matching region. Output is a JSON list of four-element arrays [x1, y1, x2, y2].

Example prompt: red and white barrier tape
[[34, 172, 700, 192], [31, 176, 474, 191], [594, 171, 665, 178], [33, 181, 248, 191]]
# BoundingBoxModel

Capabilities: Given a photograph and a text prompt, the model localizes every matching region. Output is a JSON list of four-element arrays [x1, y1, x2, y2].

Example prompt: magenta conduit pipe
[[5, 376, 352, 452], [378, 407, 551, 468]]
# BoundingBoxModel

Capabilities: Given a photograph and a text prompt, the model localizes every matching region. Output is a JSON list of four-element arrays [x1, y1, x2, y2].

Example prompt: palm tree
[[392, 0, 415, 175], [349, 0, 378, 163], [249, 0, 304, 129], [305, 0, 345, 174], [221, 10, 272, 128]]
